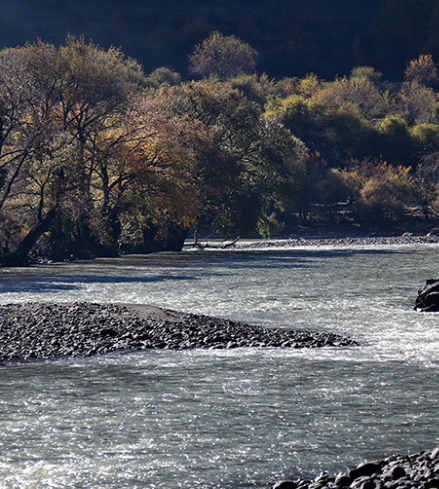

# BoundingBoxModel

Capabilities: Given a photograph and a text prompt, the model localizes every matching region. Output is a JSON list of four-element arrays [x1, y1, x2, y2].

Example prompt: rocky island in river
[[0, 302, 357, 362]]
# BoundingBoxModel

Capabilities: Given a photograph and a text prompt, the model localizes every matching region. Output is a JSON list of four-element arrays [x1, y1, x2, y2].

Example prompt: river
[[0, 242, 438, 488]]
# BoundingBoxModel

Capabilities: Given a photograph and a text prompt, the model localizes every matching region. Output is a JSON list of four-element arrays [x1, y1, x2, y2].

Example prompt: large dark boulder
[[415, 278, 439, 312]]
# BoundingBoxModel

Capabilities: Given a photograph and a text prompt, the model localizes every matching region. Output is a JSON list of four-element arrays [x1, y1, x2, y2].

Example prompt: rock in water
[[415, 278, 439, 312]]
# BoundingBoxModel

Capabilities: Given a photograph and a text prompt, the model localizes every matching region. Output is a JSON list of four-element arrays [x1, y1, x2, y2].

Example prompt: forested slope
[[2, 0, 438, 79], [2, 2, 439, 265]]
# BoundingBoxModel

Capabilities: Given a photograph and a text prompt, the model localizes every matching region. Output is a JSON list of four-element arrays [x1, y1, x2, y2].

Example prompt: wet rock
[[415, 278, 439, 312], [390, 465, 406, 480], [350, 476, 377, 489], [273, 481, 298, 489], [334, 473, 352, 486], [307, 482, 325, 489], [349, 461, 382, 480]]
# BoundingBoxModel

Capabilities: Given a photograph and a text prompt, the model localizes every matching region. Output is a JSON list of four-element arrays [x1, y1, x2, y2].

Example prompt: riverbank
[[0, 302, 357, 362], [274, 446, 439, 489], [236, 231, 439, 250], [188, 228, 439, 251]]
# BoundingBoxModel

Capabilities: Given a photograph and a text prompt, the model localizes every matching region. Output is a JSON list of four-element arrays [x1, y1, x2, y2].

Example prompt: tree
[[189, 31, 257, 80], [46, 36, 145, 257], [159, 79, 304, 237], [227, 73, 274, 106], [350, 66, 383, 84], [266, 92, 380, 167], [145, 67, 181, 89], [410, 123, 439, 152], [95, 95, 203, 254], [0, 48, 54, 217], [0, 45, 71, 265], [0, 135, 75, 266], [361, 164, 413, 222], [314, 74, 389, 120], [404, 54, 439, 87], [287, 153, 346, 223], [413, 151, 439, 219], [394, 81, 437, 125], [340, 163, 368, 222], [0, 37, 149, 264], [342, 158, 414, 224]]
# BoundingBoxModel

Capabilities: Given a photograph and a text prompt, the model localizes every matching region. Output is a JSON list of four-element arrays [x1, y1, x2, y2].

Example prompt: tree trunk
[[1, 208, 57, 266]]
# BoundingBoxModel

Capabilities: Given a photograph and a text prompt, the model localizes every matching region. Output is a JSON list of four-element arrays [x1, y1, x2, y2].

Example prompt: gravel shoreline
[[232, 232, 439, 250], [0, 302, 357, 362], [274, 447, 439, 489]]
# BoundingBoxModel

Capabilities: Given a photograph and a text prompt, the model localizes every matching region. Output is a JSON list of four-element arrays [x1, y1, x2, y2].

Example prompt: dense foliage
[[0, 37, 303, 265], [2, 34, 439, 266]]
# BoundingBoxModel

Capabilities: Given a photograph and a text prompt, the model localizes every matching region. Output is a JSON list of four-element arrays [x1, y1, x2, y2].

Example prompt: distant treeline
[[1, 34, 439, 265]]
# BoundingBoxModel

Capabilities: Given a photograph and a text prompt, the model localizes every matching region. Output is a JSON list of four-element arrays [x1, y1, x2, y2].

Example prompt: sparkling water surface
[[1, 243, 439, 488]]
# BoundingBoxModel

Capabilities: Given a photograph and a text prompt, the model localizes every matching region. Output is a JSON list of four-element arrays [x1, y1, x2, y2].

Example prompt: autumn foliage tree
[[0, 36, 305, 265], [0, 37, 149, 264], [0, 46, 72, 265], [340, 159, 415, 223], [404, 54, 439, 88], [160, 79, 304, 237], [0, 38, 203, 264]]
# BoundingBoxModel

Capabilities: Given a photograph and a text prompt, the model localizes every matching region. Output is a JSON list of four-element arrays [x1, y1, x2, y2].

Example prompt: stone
[[350, 476, 377, 489], [390, 466, 406, 480], [273, 481, 298, 489], [307, 482, 324, 489], [349, 462, 382, 480], [273, 449, 439, 489], [415, 279, 439, 312], [335, 473, 352, 486]]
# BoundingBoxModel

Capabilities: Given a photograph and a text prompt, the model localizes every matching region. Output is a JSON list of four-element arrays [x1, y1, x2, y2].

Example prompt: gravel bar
[[0, 302, 357, 362]]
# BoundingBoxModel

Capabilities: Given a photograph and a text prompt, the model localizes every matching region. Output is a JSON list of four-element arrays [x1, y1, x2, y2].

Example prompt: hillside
[[1, 0, 436, 79]]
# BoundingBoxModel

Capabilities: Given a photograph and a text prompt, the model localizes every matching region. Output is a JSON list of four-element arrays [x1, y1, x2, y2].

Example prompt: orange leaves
[[90, 94, 209, 234], [404, 54, 439, 88], [340, 158, 415, 222]]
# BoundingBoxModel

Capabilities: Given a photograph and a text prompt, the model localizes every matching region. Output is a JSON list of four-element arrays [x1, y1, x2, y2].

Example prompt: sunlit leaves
[[160, 79, 303, 236], [189, 31, 257, 80]]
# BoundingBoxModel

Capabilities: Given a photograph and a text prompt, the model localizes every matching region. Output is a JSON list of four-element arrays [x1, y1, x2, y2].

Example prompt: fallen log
[[193, 236, 240, 249]]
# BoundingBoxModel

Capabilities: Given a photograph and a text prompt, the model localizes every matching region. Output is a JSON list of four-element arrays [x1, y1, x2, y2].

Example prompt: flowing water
[[0, 242, 439, 488]]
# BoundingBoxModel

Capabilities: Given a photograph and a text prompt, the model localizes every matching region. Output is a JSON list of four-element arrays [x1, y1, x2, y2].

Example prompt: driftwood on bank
[[192, 236, 240, 250]]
